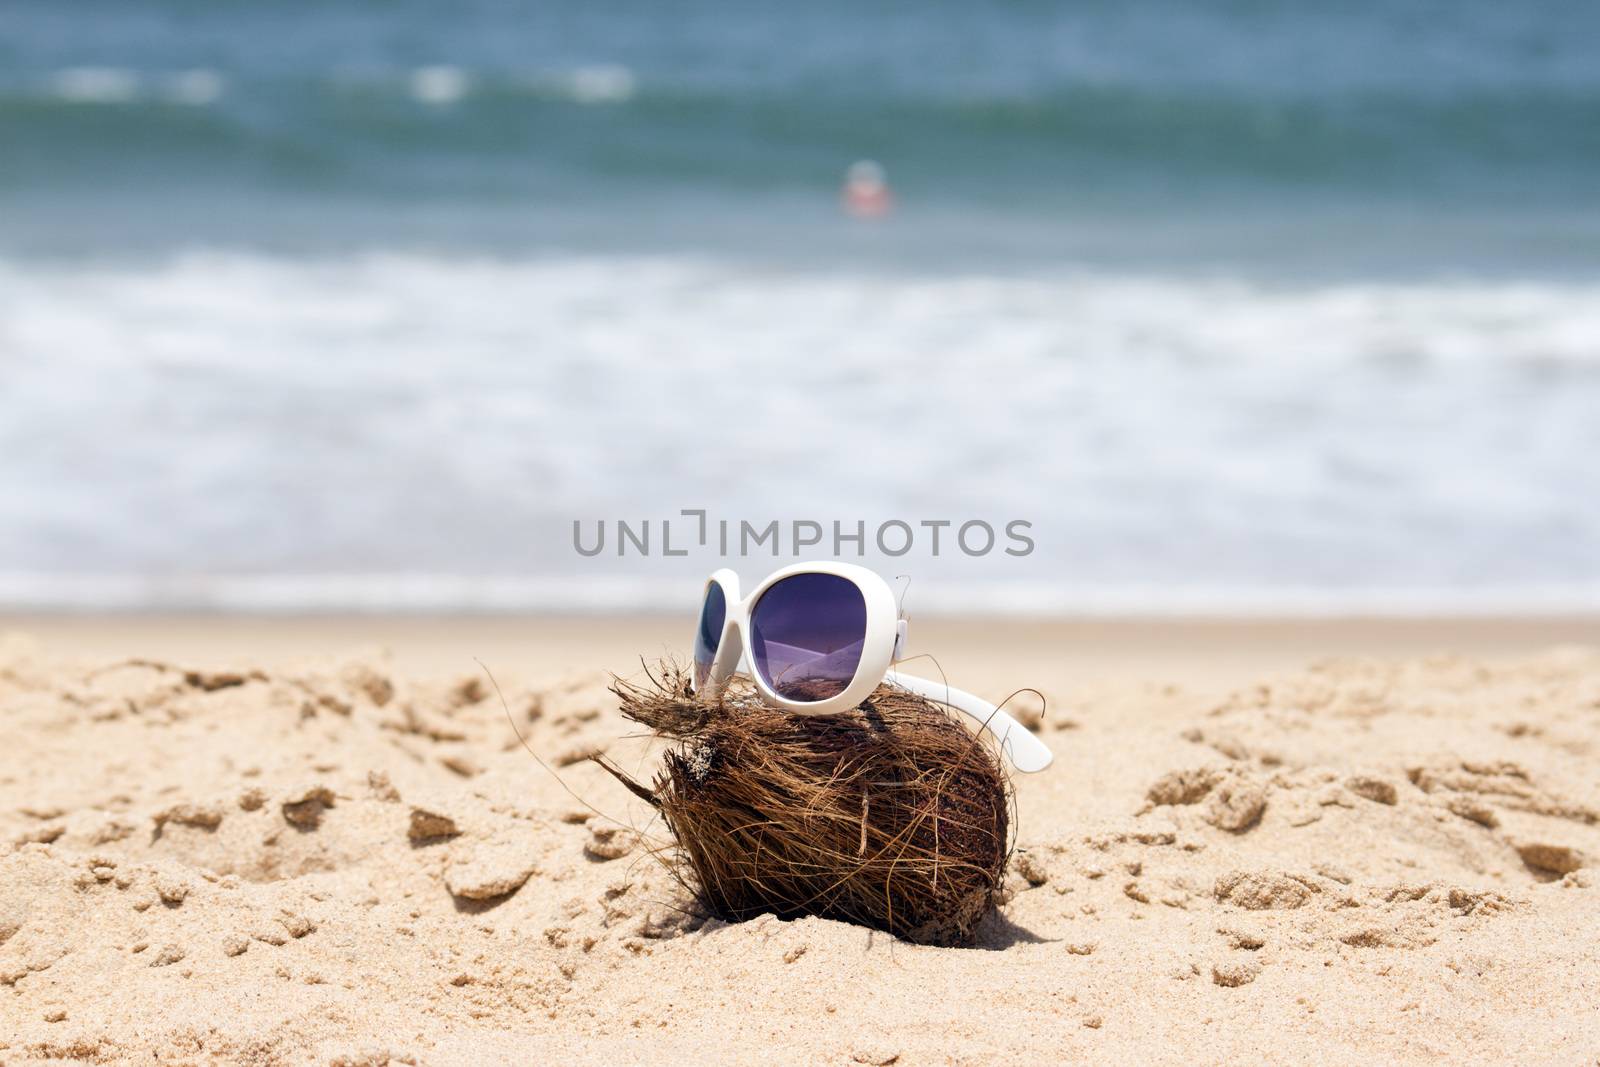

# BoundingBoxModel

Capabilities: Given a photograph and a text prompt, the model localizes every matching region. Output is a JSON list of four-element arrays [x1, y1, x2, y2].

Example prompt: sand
[[3, 618, 1599, 1065]]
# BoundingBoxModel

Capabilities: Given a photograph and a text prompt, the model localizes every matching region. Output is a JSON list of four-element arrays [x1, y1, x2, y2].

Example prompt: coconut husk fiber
[[594, 662, 1012, 947]]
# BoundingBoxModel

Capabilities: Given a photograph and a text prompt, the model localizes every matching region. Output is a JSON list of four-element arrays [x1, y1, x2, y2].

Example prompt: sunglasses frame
[[695, 560, 898, 716], [691, 560, 1053, 773]]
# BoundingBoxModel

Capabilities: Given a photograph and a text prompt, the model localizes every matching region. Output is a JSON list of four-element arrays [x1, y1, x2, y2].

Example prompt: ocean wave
[[13, 63, 640, 109], [2, 69, 1596, 197], [4, 252, 1594, 369], [0, 251, 1596, 609], [1, 572, 1595, 617], [39, 67, 225, 106], [404, 64, 635, 106]]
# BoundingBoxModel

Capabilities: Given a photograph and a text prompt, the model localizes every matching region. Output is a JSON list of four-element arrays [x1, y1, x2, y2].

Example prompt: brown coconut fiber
[[595, 663, 1013, 947]]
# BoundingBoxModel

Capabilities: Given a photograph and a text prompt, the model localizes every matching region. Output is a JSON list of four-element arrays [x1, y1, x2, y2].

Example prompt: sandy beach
[[8, 0, 1598, 1061], [3, 615, 1598, 1064]]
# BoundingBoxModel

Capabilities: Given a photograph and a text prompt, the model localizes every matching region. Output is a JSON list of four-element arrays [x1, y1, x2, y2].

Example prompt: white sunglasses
[[689, 561, 1053, 773]]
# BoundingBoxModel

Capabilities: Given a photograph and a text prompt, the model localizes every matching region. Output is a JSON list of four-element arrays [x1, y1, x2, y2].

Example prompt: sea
[[2, 0, 1598, 615]]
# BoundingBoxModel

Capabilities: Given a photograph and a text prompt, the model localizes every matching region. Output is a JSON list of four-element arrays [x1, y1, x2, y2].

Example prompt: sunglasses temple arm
[[882, 670, 1054, 774], [719, 659, 1053, 774]]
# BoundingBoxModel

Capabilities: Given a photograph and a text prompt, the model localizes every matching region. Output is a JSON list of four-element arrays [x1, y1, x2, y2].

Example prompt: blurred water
[[1, 0, 1597, 612]]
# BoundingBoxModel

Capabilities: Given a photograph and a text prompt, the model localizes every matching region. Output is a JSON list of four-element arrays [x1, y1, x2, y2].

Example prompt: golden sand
[[2, 620, 1598, 1063]]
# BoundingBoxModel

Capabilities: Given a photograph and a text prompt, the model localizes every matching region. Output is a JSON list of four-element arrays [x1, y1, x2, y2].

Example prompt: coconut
[[595, 663, 1012, 947]]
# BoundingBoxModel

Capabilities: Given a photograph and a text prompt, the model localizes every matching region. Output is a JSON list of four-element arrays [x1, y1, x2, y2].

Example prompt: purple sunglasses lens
[[749, 573, 867, 701], [693, 582, 726, 688]]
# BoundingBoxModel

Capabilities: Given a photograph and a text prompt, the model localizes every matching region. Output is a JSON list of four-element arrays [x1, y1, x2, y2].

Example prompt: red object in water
[[841, 160, 894, 218]]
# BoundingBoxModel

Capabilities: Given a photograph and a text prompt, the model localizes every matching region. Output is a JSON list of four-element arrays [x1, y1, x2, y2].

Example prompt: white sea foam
[[0, 571, 1594, 617], [566, 64, 635, 104], [164, 69, 224, 106], [41, 67, 223, 106], [410, 65, 469, 105], [50, 67, 140, 104], [0, 252, 1596, 612]]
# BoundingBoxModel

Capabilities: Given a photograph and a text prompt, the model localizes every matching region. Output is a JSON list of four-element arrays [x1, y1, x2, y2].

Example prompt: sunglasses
[[690, 561, 1053, 773]]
